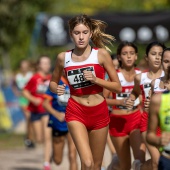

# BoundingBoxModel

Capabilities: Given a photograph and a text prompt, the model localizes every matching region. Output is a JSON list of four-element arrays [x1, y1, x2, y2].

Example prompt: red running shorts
[[140, 111, 161, 136], [109, 109, 141, 137], [65, 97, 110, 130], [140, 111, 148, 133]]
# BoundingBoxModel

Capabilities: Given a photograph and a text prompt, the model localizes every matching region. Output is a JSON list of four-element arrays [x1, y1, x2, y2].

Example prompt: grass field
[[0, 132, 25, 150]]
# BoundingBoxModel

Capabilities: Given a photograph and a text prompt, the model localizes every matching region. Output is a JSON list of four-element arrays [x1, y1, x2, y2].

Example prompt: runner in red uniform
[[23, 56, 52, 170], [127, 41, 166, 170], [49, 14, 121, 170], [104, 41, 145, 170]]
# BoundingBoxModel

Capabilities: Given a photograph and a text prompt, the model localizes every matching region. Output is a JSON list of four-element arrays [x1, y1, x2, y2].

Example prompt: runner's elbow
[[115, 85, 122, 93]]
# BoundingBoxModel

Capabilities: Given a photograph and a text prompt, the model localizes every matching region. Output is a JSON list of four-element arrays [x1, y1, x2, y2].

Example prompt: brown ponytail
[[68, 14, 115, 52]]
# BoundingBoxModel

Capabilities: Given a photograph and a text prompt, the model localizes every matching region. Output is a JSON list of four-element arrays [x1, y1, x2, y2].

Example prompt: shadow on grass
[[0, 132, 24, 150]]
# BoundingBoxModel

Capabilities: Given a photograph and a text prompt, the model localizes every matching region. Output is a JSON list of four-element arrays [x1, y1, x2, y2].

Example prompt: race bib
[[37, 84, 49, 93], [143, 83, 151, 98], [116, 93, 139, 109], [67, 66, 96, 89], [116, 93, 129, 109]]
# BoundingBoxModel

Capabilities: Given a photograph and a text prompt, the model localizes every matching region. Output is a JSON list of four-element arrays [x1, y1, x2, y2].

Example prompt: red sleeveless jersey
[[64, 48, 105, 96]]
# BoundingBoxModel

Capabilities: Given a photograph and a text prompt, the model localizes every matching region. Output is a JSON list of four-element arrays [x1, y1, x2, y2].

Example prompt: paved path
[[0, 143, 150, 170]]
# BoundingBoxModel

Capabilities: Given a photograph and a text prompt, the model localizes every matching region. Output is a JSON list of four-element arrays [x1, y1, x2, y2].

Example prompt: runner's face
[[119, 46, 137, 68], [146, 46, 163, 69], [71, 24, 92, 49], [39, 57, 51, 74], [162, 51, 170, 74], [20, 61, 30, 72]]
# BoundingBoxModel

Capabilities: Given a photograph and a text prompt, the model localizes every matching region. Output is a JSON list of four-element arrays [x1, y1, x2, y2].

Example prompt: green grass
[[0, 132, 25, 150]]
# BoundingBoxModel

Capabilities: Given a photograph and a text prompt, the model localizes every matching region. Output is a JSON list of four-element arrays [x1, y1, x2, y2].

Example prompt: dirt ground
[[0, 143, 113, 170], [0, 142, 151, 170]]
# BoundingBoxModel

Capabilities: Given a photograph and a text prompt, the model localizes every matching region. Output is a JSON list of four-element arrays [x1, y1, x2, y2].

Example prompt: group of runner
[[12, 14, 170, 170]]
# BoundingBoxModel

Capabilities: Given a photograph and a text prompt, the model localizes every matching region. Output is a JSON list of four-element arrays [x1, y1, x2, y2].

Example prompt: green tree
[[0, 0, 56, 70], [1, 0, 170, 70]]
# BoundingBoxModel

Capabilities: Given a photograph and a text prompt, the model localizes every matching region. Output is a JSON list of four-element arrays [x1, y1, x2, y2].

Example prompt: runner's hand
[[32, 97, 42, 106], [144, 97, 150, 112], [57, 84, 66, 96], [83, 70, 96, 83], [55, 112, 65, 122], [125, 97, 135, 110]]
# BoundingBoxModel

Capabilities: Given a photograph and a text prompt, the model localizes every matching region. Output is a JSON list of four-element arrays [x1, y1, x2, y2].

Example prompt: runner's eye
[[163, 60, 169, 63], [74, 31, 79, 35], [131, 51, 135, 54], [121, 52, 127, 55]]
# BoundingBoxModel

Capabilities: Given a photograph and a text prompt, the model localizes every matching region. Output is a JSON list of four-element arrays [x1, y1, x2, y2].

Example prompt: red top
[[64, 48, 105, 96], [24, 73, 51, 113]]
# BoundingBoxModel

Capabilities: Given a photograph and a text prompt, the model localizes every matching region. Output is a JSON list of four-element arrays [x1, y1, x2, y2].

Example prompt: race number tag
[[116, 93, 129, 109], [37, 80, 50, 94], [67, 66, 96, 89], [116, 93, 139, 109], [143, 83, 151, 98], [116, 93, 129, 100]]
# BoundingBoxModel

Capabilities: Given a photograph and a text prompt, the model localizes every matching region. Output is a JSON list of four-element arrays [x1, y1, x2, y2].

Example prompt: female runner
[[104, 41, 145, 170], [146, 63, 170, 170], [23, 56, 52, 170], [144, 48, 170, 113], [12, 59, 34, 148], [127, 41, 166, 170], [49, 14, 121, 170], [150, 48, 170, 94]]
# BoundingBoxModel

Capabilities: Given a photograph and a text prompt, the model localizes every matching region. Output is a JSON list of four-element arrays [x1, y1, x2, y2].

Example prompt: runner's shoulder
[[57, 52, 65, 62]]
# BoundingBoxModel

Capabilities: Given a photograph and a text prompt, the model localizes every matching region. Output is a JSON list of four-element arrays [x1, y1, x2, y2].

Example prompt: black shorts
[[52, 129, 68, 137], [158, 155, 170, 170], [30, 112, 49, 122]]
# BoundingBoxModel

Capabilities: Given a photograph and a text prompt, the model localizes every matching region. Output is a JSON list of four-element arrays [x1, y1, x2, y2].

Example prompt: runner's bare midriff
[[71, 92, 104, 106]]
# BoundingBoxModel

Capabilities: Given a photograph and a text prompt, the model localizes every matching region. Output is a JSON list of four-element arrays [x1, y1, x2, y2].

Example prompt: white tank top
[[140, 71, 164, 98], [113, 69, 141, 110], [15, 71, 33, 90], [153, 78, 166, 93], [64, 48, 99, 67]]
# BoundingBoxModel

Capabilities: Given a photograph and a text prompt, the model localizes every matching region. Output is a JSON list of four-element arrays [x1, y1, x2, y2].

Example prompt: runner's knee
[[81, 158, 94, 169], [68, 150, 76, 163]]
